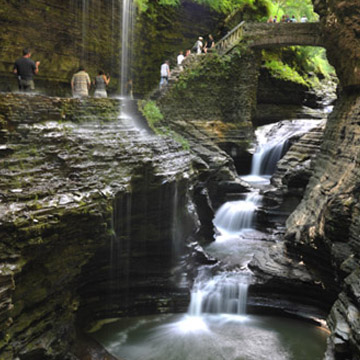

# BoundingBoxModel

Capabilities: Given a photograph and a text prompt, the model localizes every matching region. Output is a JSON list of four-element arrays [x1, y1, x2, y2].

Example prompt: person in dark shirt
[[13, 48, 40, 92]]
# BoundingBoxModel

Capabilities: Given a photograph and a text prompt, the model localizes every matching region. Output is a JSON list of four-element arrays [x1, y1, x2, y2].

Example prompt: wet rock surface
[[0, 93, 202, 359], [285, 90, 360, 359]]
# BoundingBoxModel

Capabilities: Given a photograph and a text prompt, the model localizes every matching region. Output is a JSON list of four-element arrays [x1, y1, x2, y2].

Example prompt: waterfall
[[249, 120, 322, 178], [188, 273, 249, 316], [120, 0, 134, 95], [171, 183, 182, 259], [213, 192, 261, 234], [81, 0, 89, 63], [251, 140, 290, 176]]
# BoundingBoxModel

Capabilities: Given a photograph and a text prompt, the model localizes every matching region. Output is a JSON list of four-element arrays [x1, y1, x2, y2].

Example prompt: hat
[[199, 36, 203, 40]]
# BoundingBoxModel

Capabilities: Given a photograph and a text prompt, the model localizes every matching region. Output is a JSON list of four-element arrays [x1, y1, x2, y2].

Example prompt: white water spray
[[250, 120, 321, 177], [188, 273, 249, 317], [213, 193, 261, 234]]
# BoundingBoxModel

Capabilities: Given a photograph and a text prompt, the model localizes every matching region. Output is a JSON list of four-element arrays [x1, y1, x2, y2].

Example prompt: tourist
[[192, 36, 203, 55], [291, 15, 297, 22], [273, 15, 278, 23], [185, 49, 191, 57], [93, 70, 110, 98], [71, 66, 91, 98], [300, 15, 308, 23], [177, 51, 185, 71], [159, 60, 170, 89], [267, 16, 273, 23], [13, 48, 40, 92], [204, 34, 215, 53]]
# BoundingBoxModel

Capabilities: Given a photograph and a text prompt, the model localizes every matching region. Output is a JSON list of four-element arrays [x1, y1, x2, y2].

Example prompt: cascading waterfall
[[213, 192, 261, 234], [188, 273, 249, 316], [249, 120, 322, 178], [251, 140, 290, 176], [93, 118, 329, 360]]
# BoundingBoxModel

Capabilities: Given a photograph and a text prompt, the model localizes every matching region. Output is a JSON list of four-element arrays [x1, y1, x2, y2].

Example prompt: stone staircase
[[149, 21, 247, 100]]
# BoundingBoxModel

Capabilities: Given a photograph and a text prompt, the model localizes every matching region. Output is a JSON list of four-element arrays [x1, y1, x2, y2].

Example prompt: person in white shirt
[[160, 60, 170, 89], [177, 51, 185, 71], [300, 15, 308, 23]]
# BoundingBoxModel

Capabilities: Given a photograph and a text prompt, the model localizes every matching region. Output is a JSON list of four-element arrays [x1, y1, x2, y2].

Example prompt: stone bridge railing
[[215, 22, 324, 54], [214, 21, 246, 54]]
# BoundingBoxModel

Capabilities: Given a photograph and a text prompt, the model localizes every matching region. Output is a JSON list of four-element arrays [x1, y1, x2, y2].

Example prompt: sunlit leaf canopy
[[134, 0, 317, 19]]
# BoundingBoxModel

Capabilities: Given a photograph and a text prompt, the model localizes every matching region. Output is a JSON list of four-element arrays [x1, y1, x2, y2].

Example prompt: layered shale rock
[[286, 92, 360, 359], [314, 0, 360, 89], [282, 0, 360, 358], [0, 93, 209, 359]]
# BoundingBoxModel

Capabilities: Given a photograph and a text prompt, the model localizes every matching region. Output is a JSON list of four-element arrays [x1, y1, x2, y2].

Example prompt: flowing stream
[[92, 119, 328, 360]]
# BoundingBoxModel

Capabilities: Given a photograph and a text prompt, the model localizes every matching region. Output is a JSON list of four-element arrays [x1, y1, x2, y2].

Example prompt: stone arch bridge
[[215, 22, 324, 54]]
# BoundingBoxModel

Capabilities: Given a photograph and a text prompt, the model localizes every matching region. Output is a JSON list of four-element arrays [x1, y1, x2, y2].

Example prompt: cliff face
[[0, 94, 203, 359], [285, 1, 360, 358], [314, 0, 360, 89], [0, 0, 222, 96]]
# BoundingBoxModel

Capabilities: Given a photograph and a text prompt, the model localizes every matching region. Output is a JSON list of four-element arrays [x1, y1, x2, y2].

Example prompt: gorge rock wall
[[314, 0, 360, 89], [284, 1, 360, 358], [286, 91, 360, 360], [0, 94, 204, 359]]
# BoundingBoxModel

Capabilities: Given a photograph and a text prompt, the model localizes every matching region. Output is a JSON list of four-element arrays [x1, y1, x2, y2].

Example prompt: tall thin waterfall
[[120, 0, 134, 95], [188, 273, 249, 316], [81, 0, 89, 63]]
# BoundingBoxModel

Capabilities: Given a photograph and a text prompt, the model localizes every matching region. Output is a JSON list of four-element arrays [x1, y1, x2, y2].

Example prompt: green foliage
[[262, 47, 336, 87], [264, 56, 307, 86], [135, 0, 180, 12], [138, 100, 164, 130], [268, 0, 318, 21], [134, 0, 267, 15], [138, 100, 190, 150]]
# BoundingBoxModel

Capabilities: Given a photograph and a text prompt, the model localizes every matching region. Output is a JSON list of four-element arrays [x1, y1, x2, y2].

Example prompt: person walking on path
[[71, 66, 91, 98], [159, 60, 170, 89], [93, 70, 110, 98], [204, 34, 215, 53], [192, 37, 203, 54], [13, 48, 40, 92], [177, 51, 185, 71]]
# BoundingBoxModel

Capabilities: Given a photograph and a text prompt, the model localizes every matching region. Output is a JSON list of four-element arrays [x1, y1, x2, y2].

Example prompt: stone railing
[[214, 21, 246, 54]]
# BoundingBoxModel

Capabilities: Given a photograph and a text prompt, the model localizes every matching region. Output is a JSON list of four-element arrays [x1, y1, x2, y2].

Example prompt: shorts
[[19, 79, 35, 92]]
